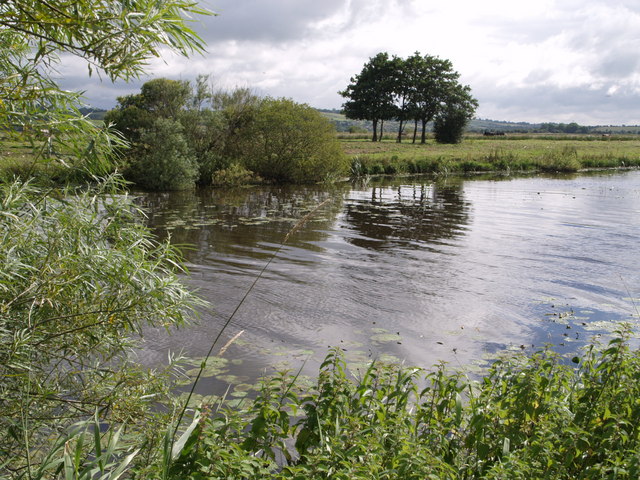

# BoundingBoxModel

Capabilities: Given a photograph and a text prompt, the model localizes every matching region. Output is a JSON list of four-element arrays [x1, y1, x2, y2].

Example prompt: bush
[[241, 98, 349, 183], [125, 118, 199, 190], [434, 107, 471, 144], [0, 177, 201, 475], [166, 328, 640, 479]]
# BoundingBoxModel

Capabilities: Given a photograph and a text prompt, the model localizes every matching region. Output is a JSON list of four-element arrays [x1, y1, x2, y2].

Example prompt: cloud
[[198, 0, 344, 43], [54, 0, 640, 124]]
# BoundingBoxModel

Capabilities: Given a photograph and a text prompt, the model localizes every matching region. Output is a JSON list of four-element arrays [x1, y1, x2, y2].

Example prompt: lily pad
[[371, 333, 402, 344], [217, 374, 251, 385]]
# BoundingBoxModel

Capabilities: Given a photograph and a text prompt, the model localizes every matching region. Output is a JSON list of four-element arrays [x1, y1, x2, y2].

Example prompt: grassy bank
[[4, 133, 640, 188], [343, 134, 640, 176]]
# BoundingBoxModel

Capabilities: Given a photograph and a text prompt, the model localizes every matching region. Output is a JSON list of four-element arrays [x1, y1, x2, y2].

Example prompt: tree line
[[340, 52, 478, 144], [105, 77, 348, 190]]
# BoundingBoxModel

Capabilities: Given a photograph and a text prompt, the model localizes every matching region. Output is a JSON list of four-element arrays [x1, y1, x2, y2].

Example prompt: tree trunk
[[421, 118, 428, 144], [397, 119, 404, 143], [412, 119, 418, 143], [372, 119, 378, 142]]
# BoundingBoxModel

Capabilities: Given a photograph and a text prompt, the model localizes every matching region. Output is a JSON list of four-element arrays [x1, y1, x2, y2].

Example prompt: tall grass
[[165, 327, 640, 479], [341, 136, 640, 177]]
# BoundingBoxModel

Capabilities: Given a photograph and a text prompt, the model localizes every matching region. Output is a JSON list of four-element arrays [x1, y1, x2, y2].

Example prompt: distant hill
[[317, 109, 640, 135]]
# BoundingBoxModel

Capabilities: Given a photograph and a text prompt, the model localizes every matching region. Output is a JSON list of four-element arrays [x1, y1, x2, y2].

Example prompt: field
[[3, 132, 640, 184], [340, 133, 640, 175]]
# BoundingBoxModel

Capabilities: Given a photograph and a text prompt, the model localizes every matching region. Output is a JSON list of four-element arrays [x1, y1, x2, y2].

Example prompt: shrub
[[125, 118, 199, 190], [241, 98, 349, 183], [434, 107, 471, 144], [0, 177, 201, 475]]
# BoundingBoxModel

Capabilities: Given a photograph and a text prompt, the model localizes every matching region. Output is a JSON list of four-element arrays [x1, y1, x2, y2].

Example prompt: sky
[[59, 0, 640, 125]]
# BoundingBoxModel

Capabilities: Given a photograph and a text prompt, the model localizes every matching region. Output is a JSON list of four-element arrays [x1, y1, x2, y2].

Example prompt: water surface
[[137, 171, 640, 394]]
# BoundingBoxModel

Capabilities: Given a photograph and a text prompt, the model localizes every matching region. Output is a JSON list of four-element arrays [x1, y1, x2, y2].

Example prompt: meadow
[[341, 133, 640, 176]]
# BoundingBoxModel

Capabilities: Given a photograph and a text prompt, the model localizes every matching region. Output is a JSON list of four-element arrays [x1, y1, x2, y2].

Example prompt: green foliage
[[125, 118, 199, 190], [0, 178, 202, 476], [158, 329, 640, 479], [434, 106, 473, 144], [28, 412, 139, 480], [107, 83, 347, 187], [340, 52, 398, 142], [341, 52, 478, 144], [0, 1, 211, 182], [240, 98, 349, 183]]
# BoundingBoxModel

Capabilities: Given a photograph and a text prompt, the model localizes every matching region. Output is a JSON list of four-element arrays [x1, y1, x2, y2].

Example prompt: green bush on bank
[[240, 98, 349, 183], [165, 328, 640, 479], [105, 80, 349, 189], [125, 117, 199, 190]]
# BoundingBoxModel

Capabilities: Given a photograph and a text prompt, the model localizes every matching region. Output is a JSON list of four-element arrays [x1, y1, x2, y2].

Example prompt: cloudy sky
[[60, 0, 640, 125]]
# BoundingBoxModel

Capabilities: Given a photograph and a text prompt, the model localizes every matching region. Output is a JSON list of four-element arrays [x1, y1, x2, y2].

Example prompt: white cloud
[[58, 0, 640, 124]]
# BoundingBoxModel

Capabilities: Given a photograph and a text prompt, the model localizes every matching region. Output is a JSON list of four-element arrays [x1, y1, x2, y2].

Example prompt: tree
[[390, 54, 412, 143], [341, 52, 478, 145], [406, 53, 465, 144], [0, 0, 210, 178], [106, 78, 199, 188], [125, 117, 199, 190], [340, 52, 397, 142]]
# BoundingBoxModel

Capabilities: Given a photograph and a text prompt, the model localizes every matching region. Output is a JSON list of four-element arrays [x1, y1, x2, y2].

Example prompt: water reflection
[[135, 171, 640, 398], [344, 180, 469, 250]]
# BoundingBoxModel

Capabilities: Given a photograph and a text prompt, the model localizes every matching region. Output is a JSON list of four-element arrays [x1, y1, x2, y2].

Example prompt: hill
[[317, 109, 640, 135]]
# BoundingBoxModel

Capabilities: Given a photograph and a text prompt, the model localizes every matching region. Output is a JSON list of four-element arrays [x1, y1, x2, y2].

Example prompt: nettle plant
[[164, 326, 640, 480]]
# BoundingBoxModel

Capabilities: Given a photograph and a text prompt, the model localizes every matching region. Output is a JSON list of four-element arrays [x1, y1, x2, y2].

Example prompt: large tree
[[340, 52, 397, 142], [406, 53, 469, 144], [341, 52, 478, 144]]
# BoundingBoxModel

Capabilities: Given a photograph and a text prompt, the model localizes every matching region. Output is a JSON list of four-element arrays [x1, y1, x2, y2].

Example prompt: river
[[136, 170, 640, 398]]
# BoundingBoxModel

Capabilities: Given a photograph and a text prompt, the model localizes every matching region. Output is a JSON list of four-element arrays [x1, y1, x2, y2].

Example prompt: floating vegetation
[[217, 374, 251, 384], [370, 327, 402, 344], [581, 320, 624, 332], [183, 356, 229, 378]]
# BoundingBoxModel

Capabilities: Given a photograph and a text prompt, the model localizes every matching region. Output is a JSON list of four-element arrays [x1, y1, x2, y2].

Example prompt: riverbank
[[342, 133, 640, 176], [3, 133, 640, 187]]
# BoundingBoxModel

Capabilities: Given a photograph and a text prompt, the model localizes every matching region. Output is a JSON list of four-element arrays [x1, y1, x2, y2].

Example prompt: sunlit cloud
[[58, 0, 640, 124]]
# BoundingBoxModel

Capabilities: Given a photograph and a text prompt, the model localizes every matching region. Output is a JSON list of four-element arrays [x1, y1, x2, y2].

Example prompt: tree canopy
[[340, 52, 478, 143]]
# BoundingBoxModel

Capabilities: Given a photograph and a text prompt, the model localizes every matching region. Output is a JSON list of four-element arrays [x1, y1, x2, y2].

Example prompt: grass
[[342, 133, 640, 176], [3, 132, 640, 186]]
